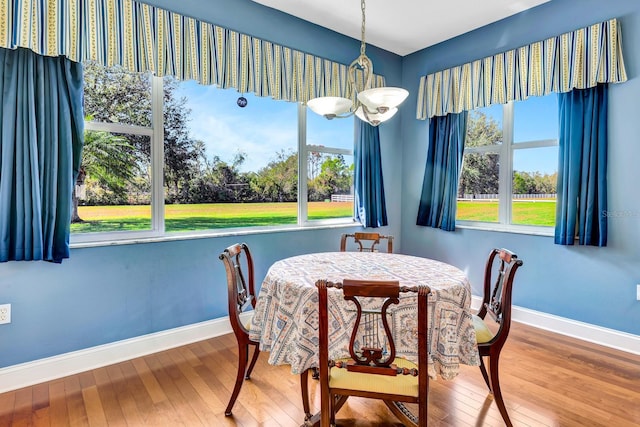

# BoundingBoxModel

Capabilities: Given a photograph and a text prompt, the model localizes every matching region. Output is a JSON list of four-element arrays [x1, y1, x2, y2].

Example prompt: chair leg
[[384, 401, 418, 427], [488, 354, 513, 427], [479, 356, 491, 391], [300, 369, 312, 420], [225, 343, 249, 416], [245, 344, 261, 379]]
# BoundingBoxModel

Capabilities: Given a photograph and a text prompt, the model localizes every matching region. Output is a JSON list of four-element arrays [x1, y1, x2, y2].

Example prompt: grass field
[[71, 202, 354, 233], [71, 199, 556, 233], [457, 199, 556, 226]]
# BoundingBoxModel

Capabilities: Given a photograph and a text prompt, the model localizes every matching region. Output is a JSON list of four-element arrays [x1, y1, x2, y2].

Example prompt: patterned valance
[[416, 18, 627, 119], [0, 0, 384, 103]]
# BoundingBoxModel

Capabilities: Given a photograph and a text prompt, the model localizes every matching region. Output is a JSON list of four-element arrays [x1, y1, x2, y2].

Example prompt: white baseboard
[[2, 305, 639, 394], [471, 296, 640, 355], [0, 312, 252, 394]]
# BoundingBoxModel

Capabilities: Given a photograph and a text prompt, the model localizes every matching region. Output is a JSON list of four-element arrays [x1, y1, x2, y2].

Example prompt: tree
[[458, 111, 502, 197], [72, 129, 137, 222], [513, 170, 557, 195], [163, 77, 204, 204], [83, 63, 205, 206], [308, 155, 352, 201], [252, 150, 298, 202]]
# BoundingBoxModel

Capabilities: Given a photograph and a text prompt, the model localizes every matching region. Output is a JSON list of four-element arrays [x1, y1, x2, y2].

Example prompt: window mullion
[[500, 102, 514, 225], [298, 103, 308, 225], [151, 76, 165, 233]]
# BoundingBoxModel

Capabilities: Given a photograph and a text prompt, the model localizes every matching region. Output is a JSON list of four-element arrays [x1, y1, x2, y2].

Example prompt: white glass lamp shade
[[307, 96, 353, 118], [357, 87, 409, 113], [355, 105, 398, 126]]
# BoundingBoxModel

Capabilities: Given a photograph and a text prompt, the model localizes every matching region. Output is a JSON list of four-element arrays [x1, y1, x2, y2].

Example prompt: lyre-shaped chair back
[[219, 243, 256, 338], [340, 232, 394, 253], [473, 247, 523, 427], [317, 279, 430, 427], [218, 242, 261, 416], [477, 248, 523, 346]]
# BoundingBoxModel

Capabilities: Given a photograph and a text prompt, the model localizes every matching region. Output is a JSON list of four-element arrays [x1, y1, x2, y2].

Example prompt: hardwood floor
[[1, 322, 639, 426]]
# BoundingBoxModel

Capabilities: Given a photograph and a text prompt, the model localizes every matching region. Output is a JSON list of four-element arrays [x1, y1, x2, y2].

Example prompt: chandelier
[[306, 0, 408, 126]]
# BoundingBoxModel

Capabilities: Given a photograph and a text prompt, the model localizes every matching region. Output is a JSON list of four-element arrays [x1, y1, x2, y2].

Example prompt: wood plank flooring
[[1, 321, 639, 426]]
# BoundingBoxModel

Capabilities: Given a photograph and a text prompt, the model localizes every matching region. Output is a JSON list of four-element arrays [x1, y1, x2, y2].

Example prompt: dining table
[[249, 251, 480, 382]]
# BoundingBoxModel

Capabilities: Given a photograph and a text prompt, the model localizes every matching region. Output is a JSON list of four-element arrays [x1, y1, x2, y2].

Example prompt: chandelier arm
[[328, 110, 356, 120]]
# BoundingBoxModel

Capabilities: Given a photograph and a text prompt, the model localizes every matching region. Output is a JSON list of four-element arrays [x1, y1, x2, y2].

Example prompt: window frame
[[298, 105, 356, 226], [72, 74, 355, 245], [457, 99, 558, 236]]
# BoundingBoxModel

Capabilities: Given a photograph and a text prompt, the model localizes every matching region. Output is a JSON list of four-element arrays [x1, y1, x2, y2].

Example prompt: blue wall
[[0, 0, 403, 368], [400, 0, 640, 335], [2, 0, 640, 370]]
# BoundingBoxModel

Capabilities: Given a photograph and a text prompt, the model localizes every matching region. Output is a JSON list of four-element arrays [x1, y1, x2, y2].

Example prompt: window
[[72, 64, 354, 242], [456, 94, 558, 231], [303, 110, 354, 222]]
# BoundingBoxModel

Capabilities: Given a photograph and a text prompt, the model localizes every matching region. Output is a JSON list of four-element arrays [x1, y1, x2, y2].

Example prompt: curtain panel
[[555, 84, 608, 246], [354, 120, 388, 228], [0, 47, 84, 262], [416, 112, 467, 231], [416, 18, 627, 119], [0, 0, 385, 104]]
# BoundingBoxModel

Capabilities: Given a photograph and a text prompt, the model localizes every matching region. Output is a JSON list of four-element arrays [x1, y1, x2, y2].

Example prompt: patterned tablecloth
[[249, 252, 480, 380]]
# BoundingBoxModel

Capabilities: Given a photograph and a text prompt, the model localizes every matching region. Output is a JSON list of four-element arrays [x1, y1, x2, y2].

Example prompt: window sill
[[69, 219, 360, 249], [456, 222, 555, 237]]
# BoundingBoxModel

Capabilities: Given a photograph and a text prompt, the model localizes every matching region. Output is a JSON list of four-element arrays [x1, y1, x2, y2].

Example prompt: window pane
[[306, 110, 354, 221], [164, 79, 298, 232], [83, 62, 152, 127], [306, 111, 354, 150], [467, 105, 503, 148], [514, 94, 558, 142], [512, 146, 558, 226], [72, 132, 152, 233], [457, 153, 500, 222], [307, 153, 354, 220]]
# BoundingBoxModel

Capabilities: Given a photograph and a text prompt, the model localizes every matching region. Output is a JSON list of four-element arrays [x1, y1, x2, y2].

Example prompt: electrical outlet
[[0, 304, 10, 324]]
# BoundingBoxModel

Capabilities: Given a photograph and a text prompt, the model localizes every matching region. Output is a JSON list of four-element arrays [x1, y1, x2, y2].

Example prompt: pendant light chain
[[360, 0, 367, 57]]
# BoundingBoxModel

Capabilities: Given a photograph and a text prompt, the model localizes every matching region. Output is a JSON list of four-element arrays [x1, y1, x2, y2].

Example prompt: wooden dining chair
[[218, 243, 261, 416], [472, 248, 524, 427], [313, 278, 430, 427], [340, 232, 394, 253]]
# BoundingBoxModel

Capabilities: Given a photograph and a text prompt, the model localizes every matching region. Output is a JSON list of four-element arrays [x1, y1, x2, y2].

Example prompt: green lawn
[[456, 199, 556, 226], [71, 199, 556, 233], [71, 202, 354, 233]]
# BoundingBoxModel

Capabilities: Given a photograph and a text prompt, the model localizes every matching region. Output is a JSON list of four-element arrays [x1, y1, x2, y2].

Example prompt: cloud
[[178, 83, 298, 172]]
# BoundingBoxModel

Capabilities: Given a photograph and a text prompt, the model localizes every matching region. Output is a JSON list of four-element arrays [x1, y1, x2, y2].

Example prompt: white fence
[[460, 193, 556, 200], [331, 194, 354, 202]]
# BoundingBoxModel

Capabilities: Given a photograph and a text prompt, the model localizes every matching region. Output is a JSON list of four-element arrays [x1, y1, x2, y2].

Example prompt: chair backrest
[[219, 243, 256, 338], [340, 232, 394, 253], [477, 248, 524, 347], [316, 278, 430, 386]]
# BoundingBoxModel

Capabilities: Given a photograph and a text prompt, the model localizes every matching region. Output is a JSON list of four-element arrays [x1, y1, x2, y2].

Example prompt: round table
[[249, 251, 480, 379]]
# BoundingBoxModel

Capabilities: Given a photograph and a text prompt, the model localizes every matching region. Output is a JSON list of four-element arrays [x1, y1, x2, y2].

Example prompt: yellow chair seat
[[329, 358, 419, 398], [472, 314, 495, 344], [245, 313, 253, 331]]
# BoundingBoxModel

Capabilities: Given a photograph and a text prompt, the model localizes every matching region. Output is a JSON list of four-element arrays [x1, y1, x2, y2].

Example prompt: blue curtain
[[354, 119, 388, 228], [416, 112, 467, 231], [0, 48, 84, 262], [555, 84, 608, 246]]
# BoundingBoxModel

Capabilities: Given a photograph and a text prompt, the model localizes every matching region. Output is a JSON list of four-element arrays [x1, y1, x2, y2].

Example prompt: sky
[[176, 79, 559, 175], [175, 80, 354, 173], [481, 93, 559, 175]]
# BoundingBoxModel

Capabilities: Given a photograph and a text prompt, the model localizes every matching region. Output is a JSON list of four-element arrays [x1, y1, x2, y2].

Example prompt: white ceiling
[[252, 0, 550, 56]]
